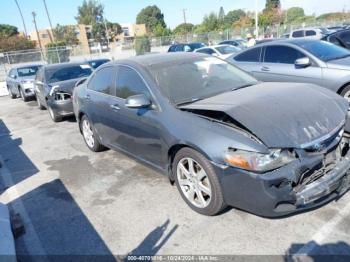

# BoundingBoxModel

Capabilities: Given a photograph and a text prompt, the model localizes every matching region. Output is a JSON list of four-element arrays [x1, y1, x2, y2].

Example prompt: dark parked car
[[35, 62, 93, 122], [6, 64, 42, 101], [219, 39, 247, 49], [73, 53, 350, 217], [322, 29, 350, 50], [229, 39, 350, 100], [86, 58, 111, 69], [168, 42, 206, 52]]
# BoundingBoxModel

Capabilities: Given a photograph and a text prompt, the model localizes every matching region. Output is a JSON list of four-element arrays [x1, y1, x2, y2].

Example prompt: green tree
[[76, 0, 104, 25], [285, 7, 305, 23], [224, 9, 246, 27], [218, 7, 225, 21], [0, 24, 18, 38], [0, 36, 35, 52], [173, 23, 194, 35], [53, 24, 79, 46], [136, 5, 166, 34], [134, 36, 151, 55], [265, 0, 281, 11], [201, 12, 222, 32], [45, 41, 70, 63]]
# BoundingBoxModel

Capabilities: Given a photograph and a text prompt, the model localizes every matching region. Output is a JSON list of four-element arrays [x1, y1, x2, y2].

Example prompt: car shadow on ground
[[285, 241, 350, 262], [0, 119, 39, 187], [0, 119, 115, 261], [124, 219, 178, 261]]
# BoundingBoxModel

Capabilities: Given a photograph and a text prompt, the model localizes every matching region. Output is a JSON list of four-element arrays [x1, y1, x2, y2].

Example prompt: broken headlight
[[224, 149, 296, 172]]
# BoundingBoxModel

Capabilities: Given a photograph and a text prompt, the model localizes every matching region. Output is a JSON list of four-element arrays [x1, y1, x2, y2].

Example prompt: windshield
[[188, 43, 206, 50], [17, 66, 41, 77], [46, 64, 92, 84], [298, 41, 350, 61], [216, 45, 240, 54], [149, 56, 258, 105]]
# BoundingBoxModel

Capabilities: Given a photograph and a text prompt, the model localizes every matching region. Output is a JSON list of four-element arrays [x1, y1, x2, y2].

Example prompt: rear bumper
[[218, 151, 350, 218]]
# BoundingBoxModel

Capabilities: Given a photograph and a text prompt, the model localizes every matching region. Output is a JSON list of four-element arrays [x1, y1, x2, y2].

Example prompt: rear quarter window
[[292, 30, 304, 38]]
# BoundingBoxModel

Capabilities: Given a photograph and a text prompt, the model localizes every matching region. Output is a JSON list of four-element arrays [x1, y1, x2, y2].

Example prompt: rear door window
[[88, 66, 115, 95], [339, 31, 350, 46], [305, 30, 316, 36], [264, 45, 305, 64], [196, 48, 215, 55], [292, 30, 304, 38], [234, 47, 262, 62]]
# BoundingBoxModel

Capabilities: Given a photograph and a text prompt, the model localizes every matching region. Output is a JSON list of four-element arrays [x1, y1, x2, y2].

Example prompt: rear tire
[[80, 115, 106, 152], [340, 84, 350, 102], [173, 147, 226, 216], [48, 105, 62, 122]]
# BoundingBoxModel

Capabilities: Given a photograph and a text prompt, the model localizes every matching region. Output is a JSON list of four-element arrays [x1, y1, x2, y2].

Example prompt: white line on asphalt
[[0, 156, 48, 257], [295, 197, 350, 255]]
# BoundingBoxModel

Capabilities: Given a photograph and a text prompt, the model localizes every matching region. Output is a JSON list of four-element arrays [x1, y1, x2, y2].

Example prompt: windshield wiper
[[232, 83, 255, 91], [176, 97, 202, 107]]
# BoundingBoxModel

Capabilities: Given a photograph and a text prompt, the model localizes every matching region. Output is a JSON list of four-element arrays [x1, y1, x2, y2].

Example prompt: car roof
[[324, 28, 350, 37], [86, 58, 110, 62], [43, 62, 90, 70], [111, 52, 208, 68], [197, 44, 231, 50], [255, 38, 321, 47], [12, 64, 43, 70]]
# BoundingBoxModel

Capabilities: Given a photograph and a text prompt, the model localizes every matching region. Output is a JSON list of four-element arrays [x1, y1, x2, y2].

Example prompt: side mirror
[[49, 85, 60, 96], [295, 57, 311, 68], [10, 74, 16, 79], [75, 77, 88, 87], [125, 94, 151, 109]]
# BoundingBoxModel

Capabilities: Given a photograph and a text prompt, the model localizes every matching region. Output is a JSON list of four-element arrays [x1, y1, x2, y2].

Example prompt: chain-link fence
[[1, 18, 349, 82]]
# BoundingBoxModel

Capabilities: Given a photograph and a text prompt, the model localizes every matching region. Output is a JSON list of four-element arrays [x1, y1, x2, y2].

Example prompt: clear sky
[[1, 0, 349, 34]]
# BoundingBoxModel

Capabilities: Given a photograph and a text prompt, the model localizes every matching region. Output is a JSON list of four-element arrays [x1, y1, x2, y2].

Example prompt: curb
[[0, 202, 16, 261]]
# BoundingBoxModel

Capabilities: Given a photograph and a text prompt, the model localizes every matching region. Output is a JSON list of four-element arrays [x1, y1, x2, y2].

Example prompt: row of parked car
[[4, 34, 350, 218]]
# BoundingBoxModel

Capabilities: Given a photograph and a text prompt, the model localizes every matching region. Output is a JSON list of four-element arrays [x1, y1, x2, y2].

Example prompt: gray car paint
[[229, 39, 350, 94], [73, 53, 348, 168], [73, 53, 350, 216]]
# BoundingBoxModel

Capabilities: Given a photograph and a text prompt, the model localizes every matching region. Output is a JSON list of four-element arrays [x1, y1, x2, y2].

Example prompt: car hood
[[326, 56, 350, 70], [50, 78, 85, 94], [17, 75, 36, 81], [180, 82, 348, 148]]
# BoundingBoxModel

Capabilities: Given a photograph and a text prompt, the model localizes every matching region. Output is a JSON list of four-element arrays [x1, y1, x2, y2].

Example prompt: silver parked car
[[6, 64, 43, 102], [228, 39, 350, 100]]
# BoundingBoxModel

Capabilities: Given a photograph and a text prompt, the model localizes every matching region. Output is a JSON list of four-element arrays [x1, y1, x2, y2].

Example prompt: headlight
[[224, 148, 296, 172]]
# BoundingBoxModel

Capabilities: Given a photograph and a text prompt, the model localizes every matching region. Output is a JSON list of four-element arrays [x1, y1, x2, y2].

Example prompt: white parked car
[[195, 45, 241, 59], [289, 27, 331, 40]]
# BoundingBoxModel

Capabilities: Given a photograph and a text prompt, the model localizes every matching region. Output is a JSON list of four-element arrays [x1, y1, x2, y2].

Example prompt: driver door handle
[[261, 66, 270, 72], [110, 104, 120, 111]]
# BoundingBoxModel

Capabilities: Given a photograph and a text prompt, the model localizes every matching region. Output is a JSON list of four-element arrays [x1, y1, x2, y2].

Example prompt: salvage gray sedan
[[228, 39, 350, 101], [73, 53, 350, 217]]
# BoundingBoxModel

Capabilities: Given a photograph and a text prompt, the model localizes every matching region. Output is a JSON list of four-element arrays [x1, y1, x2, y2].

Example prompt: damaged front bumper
[[218, 137, 350, 217], [47, 92, 74, 117]]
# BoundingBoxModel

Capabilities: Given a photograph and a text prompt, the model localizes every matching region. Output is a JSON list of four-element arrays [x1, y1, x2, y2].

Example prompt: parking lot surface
[[1, 96, 350, 260]]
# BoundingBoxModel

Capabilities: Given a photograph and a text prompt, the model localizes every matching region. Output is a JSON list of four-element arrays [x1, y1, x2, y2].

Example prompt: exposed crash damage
[[180, 83, 350, 216]]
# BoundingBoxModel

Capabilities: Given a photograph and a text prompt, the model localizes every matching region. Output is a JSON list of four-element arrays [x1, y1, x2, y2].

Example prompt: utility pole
[[14, 0, 28, 37], [42, 0, 55, 42], [182, 9, 187, 24], [255, 0, 259, 38], [32, 11, 44, 61]]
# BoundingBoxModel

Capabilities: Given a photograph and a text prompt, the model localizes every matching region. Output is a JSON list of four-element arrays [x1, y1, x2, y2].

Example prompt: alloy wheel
[[82, 119, 95, 148], [344, 90, 350, 104], [176, 157, 212, 208]]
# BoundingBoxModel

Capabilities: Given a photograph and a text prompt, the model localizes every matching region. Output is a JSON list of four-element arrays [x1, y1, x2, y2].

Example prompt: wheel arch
[[167, 142, 213, 183], [337, 82, 350, 95]]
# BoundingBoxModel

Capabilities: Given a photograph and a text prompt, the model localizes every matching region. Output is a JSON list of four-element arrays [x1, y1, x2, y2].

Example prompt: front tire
[[19, 87, 29, 102], [8, 88, 16, 99], [80, 115, 106, 152], [173, 147, 226, 216], [48, 105, 62, 122], [37, 96, 45, 110], [340, 84, 350, 102]]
